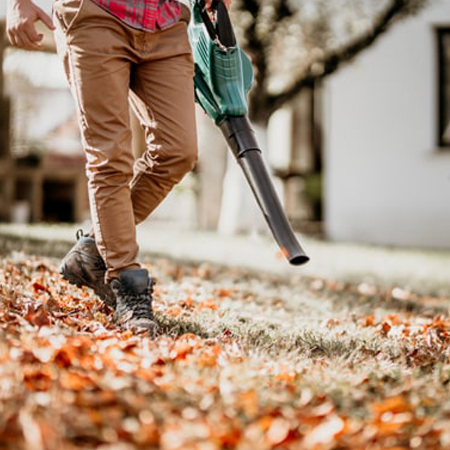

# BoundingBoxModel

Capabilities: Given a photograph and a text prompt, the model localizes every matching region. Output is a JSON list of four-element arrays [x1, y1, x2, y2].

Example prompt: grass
[[149, 259, 450, 427]]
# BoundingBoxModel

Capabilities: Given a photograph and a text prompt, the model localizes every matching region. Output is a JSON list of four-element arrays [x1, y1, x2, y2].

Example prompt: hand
[[6, 0, 55, 50], [204, 0, 231, 11]]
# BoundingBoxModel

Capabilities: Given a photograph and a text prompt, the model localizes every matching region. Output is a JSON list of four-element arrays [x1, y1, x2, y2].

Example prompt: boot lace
[[115, 281, 155, 321]]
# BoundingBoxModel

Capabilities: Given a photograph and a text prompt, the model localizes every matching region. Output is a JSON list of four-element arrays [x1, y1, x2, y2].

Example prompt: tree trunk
[[0, 23, 13, 221], [196, 109, 228, 230]]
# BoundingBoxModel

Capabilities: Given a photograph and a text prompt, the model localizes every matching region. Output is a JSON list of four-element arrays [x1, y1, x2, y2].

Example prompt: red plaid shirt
[[89, 0, 183, 31]]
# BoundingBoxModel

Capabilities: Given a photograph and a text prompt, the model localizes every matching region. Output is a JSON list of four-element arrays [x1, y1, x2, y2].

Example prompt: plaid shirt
[[89, 0, 183, 31]]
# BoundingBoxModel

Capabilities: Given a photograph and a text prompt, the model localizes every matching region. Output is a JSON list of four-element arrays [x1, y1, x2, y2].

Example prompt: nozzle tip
[[289, 255, 310, 266]]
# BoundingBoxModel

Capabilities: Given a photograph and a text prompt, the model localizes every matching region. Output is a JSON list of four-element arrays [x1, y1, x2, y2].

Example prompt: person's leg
[[54, 0, 157, 332], [128, 19, 198, 224], [54, 0, 140, 282]]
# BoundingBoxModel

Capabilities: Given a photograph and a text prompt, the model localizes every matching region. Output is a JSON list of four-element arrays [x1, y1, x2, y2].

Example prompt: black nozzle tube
[[219, 116, 309, 266]]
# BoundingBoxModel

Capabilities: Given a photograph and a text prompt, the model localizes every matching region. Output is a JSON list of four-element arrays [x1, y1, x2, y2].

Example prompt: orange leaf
[[310, 401, 335, 418], [237, 391, 259, 417], [53, 347, 77, 368], [179, 333, 200, 341], [32, 282, 51, 294], [171, 340, 195, 360], [87, 409, 103, 425], [23, 366, 54, 391], [383, 447, 409, 450], [166, 306, 182, 317], [274, 366, 296, 383], [196, 299, 218, 311], [258, 416, 274, 431], [121, 330, 133, 340], [60, 371, 95, 391], [44, 297, 60, 312], [266, 417, 290, 445], [28, 310, 51, 327], [179, 297, 195, 309], [371, 396, 411, 416], [381, 321, 391, 335], [215, 288, 232, 298], [303, 415, 345, 448], [215, 427, 241, 447], [385, 314, 403, 325], [374, 420, 408, 436], [134, 368, 157, 382], [135, 422, 160, 445], [198, 350, 218, 367]]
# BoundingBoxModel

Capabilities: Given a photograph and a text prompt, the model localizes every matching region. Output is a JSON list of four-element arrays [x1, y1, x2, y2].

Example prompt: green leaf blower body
[[189, 4, 253, 122], [188, 2, 309, 266]]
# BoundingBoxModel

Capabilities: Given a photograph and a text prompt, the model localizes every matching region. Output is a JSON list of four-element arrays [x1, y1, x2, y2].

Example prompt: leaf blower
[[188, 0, 309, 265]]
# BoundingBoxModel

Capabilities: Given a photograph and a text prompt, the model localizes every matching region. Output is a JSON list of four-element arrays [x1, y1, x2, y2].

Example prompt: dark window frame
[[437, 27, 450, 148]]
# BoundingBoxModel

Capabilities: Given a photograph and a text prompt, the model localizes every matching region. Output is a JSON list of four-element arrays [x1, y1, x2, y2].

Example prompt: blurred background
[[0, 0, 449, 250]]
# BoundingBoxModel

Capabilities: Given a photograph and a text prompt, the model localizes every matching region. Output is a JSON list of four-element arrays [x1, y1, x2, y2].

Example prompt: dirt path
[[1, 254, 450, 449]]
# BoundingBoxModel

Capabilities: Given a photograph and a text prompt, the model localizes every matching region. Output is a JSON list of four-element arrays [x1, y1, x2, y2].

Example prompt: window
[[437, 28, 450, 147]]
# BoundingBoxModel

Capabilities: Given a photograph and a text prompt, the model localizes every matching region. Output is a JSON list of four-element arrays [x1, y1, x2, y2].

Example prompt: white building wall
[[324, 0, 450, 249]]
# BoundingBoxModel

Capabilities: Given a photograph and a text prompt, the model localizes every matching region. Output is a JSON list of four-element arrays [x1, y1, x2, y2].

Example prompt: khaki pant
[[53, 0, 198, 281]]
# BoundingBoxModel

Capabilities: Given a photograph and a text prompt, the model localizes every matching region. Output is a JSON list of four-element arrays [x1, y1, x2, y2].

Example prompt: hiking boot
[[111, 268, 159, 334], [59, 229, 115, 307]]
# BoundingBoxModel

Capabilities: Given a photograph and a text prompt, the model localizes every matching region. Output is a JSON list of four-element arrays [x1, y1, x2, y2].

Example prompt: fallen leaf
[[303, 415, 345, 448], [266, 417, 290, 445]]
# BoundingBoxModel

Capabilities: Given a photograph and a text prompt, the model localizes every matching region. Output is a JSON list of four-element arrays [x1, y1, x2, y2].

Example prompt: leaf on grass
[[53, 346, 78, 368], [310, 401, 335, 418], [325, 318, 340, 329], [215, 426, 241, 447], [171, 340, 196, 360], [31, 346, 54, 363], [135, 422, 160, 445], [32, 282, 51, 295], [166, 306, 183, 318], [179, 297, 195, 309], [382, 447, 410, 450], [237, 391, 259, 417], [215, 288, 233, 298], [363, 315, 375, 327], [60, 371, 96, 391], [266, 417, 290, 445], [23, 366, 54, 391], [374, 415, 413, 436], [196, 299, 218, 311], [371, 396, 411, 416], [197, 346, 221, 367], [19, 410, 44, 450], [303, 414, 345, 448], [274, 365, 297, 383], [380, 321, 392, 336], [28, 309, 51, 328]]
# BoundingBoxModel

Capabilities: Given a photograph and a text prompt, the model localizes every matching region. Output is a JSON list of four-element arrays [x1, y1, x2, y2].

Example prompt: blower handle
[[195, 0, 236, 49], [195, 0, 219, 41]]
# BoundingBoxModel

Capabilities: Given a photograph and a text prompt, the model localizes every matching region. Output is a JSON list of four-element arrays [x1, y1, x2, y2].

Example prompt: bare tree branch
[[244, 0, 430, 123]]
